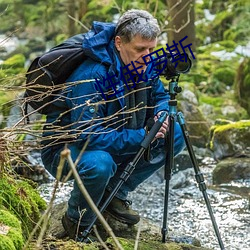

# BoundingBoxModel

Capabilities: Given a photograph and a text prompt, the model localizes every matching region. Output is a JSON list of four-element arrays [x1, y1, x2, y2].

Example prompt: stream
[[38, 155, 250, 250]]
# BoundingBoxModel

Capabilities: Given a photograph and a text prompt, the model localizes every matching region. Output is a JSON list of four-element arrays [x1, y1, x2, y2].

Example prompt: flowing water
[[38, 156, 250, 250]]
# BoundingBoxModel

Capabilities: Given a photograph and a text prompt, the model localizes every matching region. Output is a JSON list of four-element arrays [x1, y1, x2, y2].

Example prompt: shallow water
[[38, 157, 250, 250]]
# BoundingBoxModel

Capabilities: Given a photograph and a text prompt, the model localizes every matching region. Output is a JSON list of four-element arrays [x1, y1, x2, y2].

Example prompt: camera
[[155, 52, 192, 79]]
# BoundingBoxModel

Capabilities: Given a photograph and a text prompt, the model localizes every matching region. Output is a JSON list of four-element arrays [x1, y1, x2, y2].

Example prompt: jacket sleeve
[[65, 62, 146, 156]]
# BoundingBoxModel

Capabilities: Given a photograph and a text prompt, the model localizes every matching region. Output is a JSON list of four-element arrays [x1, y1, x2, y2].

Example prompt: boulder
[[179, 100, 211, 148], [209, 120, 250, 160], [213, 157, 250, 184]]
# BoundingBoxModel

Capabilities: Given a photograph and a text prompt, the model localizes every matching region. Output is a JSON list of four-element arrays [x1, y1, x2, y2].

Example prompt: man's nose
[[142, 50, 151, 62], [144, 49, 151, 56]]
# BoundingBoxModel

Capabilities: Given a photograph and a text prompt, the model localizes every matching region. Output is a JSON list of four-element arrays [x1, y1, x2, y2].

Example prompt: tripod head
[[168, 76, 182, 99]]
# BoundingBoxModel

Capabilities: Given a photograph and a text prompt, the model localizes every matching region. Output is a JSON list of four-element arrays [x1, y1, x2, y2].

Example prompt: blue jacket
[[44, 21, 170, 156]]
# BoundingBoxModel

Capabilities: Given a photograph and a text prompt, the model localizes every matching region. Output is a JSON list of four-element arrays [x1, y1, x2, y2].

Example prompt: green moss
[[1, 54, 26, 77], [0, 175, 47, 239], [209, 120, 250, 150], [217, 40, 237, 52], [213, 67, 235, 86], [2, 54, 25, 69], [106, 237, 207, 250], [199, 95, 224, 107], [7, 228, 24, 249], [0, 235, 16, 250], [0, 209, 24, 249], [213, 120, 250, 133], [0, 209, 21, 229], [0, 54, 26, 86]]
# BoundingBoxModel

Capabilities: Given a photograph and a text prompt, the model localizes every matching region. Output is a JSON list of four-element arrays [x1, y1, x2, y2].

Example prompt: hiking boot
[[61, 213, 97, 243], [105, 196, 140, 225]]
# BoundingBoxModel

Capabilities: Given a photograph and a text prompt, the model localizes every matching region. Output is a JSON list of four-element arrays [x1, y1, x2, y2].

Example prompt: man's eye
[[136, 48, 144, 52]]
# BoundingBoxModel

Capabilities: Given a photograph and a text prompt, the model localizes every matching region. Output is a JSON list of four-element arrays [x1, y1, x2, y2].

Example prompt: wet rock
[[179, 100, 211, 148], [170, 168, 193, 189], [213, 157, 250, 184]]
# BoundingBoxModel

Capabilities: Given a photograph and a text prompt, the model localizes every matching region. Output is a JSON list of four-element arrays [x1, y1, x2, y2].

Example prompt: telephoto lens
[[156, 52, 192, 79]]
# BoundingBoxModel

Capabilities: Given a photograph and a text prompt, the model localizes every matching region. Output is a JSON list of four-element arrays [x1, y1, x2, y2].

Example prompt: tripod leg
[[162, 114, 175, 243], [177, 112, 225, 250]]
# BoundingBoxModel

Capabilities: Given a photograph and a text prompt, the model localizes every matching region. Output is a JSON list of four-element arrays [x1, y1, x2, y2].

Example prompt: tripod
[[162, 77, 225, 249], [82, 77, 225, 250]]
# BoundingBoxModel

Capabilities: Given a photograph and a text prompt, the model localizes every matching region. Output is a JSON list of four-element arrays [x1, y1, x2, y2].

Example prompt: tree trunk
[[67, 0, 76, 36], [167, 0, 196, 53], [78, 0, 88, 20]]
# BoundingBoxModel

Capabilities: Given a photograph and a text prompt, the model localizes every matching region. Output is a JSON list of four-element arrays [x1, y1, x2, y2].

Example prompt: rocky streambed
[[38, 155, 250, 250]]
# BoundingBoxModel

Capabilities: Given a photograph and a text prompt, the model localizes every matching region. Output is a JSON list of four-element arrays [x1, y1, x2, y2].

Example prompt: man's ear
[[115, 36, 122, 51]]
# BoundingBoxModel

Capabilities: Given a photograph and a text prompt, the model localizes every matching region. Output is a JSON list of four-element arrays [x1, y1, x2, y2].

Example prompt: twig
[[134, 220, 142, 250], [68, 14, 90, 31], [93, 225, 109, 250], [61, 148, 124, 250]]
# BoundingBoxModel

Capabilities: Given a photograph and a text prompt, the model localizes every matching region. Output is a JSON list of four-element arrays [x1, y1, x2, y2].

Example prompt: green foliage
[[195, 0, 250, 48], [0, 209, 24, 250], [234, 57, 250, 115], [0, 54, 26, 85], [199, 90, 248, 121], [213, 67, 235, 86], [0, 175, 47, 239], [199, 95, 224, 107], [0, 235, 16, 250], [1, 54, 25, 69]]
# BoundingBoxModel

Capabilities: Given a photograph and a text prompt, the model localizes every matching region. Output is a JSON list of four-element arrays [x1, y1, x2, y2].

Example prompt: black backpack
[[24, 34, 87, 115]]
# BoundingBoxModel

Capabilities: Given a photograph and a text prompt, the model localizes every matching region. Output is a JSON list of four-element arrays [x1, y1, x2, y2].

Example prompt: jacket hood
[[82, 21, 116, 65]]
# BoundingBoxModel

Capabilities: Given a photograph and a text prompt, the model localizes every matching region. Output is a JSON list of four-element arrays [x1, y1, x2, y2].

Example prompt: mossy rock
[[44, 202, 211, 250], [209, 120, 250, 160], [0, 174, 47, 239], [28, 237, 211, 250], [213, 157, 250, 184], [0, 209, 24, 250], [106, 237, 210, 250]]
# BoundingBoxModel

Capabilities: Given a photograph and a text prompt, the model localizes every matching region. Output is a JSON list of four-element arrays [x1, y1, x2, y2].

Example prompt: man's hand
[[154, 111, 169, 139]]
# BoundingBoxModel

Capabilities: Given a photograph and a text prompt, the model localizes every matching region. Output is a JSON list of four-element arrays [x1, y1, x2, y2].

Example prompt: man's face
[[115, 35, 157, 74]]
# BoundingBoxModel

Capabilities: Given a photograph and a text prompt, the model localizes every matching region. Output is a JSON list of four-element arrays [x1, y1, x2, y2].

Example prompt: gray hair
[[115, 9, 160, 43]]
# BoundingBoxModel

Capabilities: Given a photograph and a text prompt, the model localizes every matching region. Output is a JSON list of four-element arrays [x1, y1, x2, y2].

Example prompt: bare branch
[[63, 148, 124, 250]]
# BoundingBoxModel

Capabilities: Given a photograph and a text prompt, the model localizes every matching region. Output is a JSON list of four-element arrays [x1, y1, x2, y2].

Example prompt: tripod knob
[[174, 86, 182, 93]]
